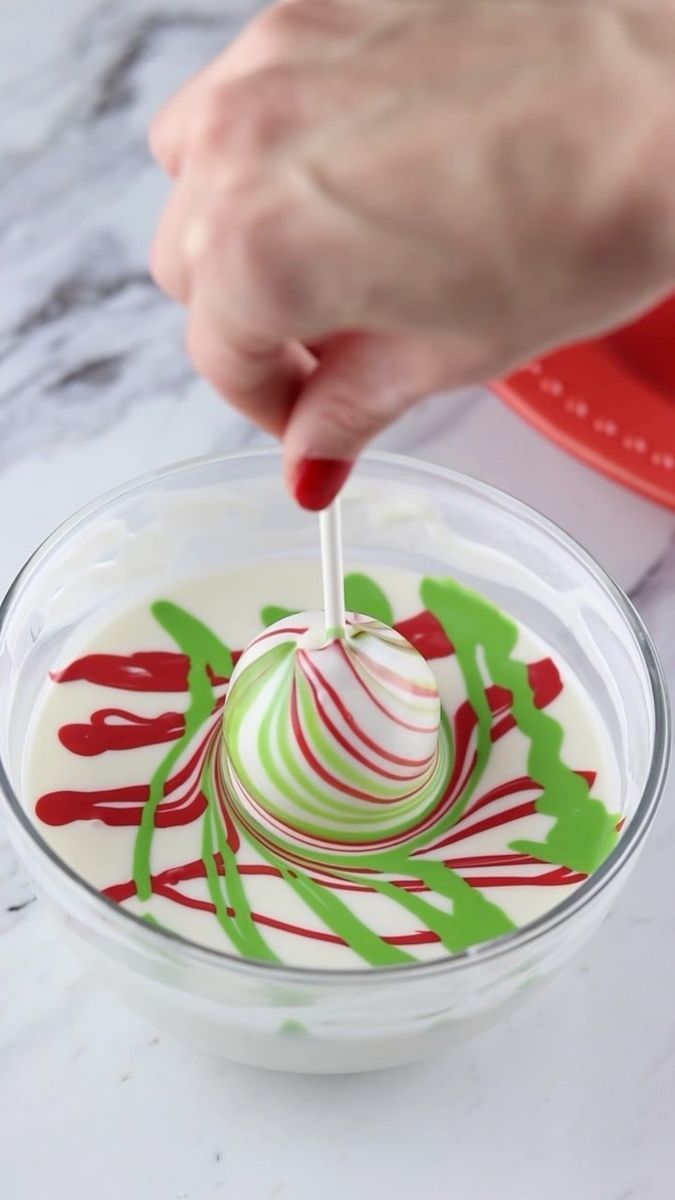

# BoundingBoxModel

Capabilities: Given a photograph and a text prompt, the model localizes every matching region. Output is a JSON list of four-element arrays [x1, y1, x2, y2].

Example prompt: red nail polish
[[293, 458, 353, 511]]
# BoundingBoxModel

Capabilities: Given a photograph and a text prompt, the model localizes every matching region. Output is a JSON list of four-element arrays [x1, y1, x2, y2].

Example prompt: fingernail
[[293, 458, 353, 511]]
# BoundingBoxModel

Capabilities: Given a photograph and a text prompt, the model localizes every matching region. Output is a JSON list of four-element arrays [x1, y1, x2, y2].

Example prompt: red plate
[[493, 296, 675, 510]]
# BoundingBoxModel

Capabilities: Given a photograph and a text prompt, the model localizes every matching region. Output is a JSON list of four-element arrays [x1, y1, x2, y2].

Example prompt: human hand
[[150, 0, 675, 508]]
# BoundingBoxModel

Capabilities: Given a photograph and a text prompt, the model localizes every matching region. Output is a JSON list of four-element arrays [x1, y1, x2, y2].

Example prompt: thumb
[[283, 331, 457, 510]]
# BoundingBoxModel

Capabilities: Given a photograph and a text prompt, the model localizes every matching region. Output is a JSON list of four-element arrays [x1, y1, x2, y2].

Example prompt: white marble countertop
[[1, 3, 674, 1197]]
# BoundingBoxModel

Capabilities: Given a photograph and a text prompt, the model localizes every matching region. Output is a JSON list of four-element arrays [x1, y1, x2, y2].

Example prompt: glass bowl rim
[[0, 447, 670, 987]]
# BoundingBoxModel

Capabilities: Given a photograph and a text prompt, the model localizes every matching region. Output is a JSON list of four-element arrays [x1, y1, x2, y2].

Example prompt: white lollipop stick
[[319, 499, 346, 640]]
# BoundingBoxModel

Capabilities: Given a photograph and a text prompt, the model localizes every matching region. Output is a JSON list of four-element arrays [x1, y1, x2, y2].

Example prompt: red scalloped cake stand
[[493, 295, 675, 510]]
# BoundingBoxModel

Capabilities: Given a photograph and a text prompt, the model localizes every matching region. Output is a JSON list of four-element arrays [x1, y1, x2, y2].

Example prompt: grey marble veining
[[1, 0, 265, 470], [1, 3, 674, 1199]]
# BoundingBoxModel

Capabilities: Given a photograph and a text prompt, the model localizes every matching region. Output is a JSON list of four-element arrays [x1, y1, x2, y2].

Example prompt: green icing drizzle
[[261, 605, 294, 627], [127, 573, 619, 966], [365, 862, 515, 953], [270, 855, 414, 966], [261, 573, 394, 631], [344, 574, 394, 625], [421, 578, 620, 874], [280, 1019, 307, 1035], [132, 601, 233, 903], [202, 754, 278, 962]]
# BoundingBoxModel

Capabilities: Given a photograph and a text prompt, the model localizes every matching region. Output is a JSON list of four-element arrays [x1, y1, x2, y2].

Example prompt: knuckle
[[289, 0, 362, 37], [239, 210, 296, 321], [188, 167, 316, 336], [189, 96, 230, 160], [253, 2, 311, 43], [189, 85, 244, 158], [149, 233, 183, 300], [190, 68, 296, 160], [257, 0, 350, 41], [185, 321, 222, 387], [220, 182, 311, 330], [238, 67, 298, 147]]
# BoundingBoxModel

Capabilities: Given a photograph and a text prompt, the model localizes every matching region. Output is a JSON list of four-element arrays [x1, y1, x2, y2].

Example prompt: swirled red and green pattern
[[35, 573, 620, 967], [223, 612, 446, 847]]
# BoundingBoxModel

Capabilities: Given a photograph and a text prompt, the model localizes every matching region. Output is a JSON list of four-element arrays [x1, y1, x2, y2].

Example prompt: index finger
[[186, 284, 316, 436]]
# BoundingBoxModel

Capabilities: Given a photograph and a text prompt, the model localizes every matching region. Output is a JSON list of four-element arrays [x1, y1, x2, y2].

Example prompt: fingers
[[148, 15, 281, 177], [149, 60, 217, 177], [186, 287, 315, 436], [149, 172, 200, 302], [149, 40, 272, 177], [149, 129, 327, 437], [282, 332, 452, 508], [149, 60, 346, 329], [149, 1, 359, 178]]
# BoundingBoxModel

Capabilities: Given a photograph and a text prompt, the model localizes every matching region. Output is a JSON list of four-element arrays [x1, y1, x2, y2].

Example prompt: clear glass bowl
[[0, 451, 669, 1073]]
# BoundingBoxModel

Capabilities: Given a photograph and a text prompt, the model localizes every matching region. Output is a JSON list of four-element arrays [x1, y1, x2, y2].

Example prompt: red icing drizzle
[[35, 608, 596, 950], [59, 709, 185, 755], [51, 650, 231, 691]]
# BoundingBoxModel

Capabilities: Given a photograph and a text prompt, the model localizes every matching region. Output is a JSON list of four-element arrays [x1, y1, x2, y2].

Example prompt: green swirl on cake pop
[[223, 612, 449, 847]]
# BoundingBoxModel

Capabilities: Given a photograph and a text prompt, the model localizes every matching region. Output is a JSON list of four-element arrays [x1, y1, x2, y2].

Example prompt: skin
[[149, 0, 675, 505]]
